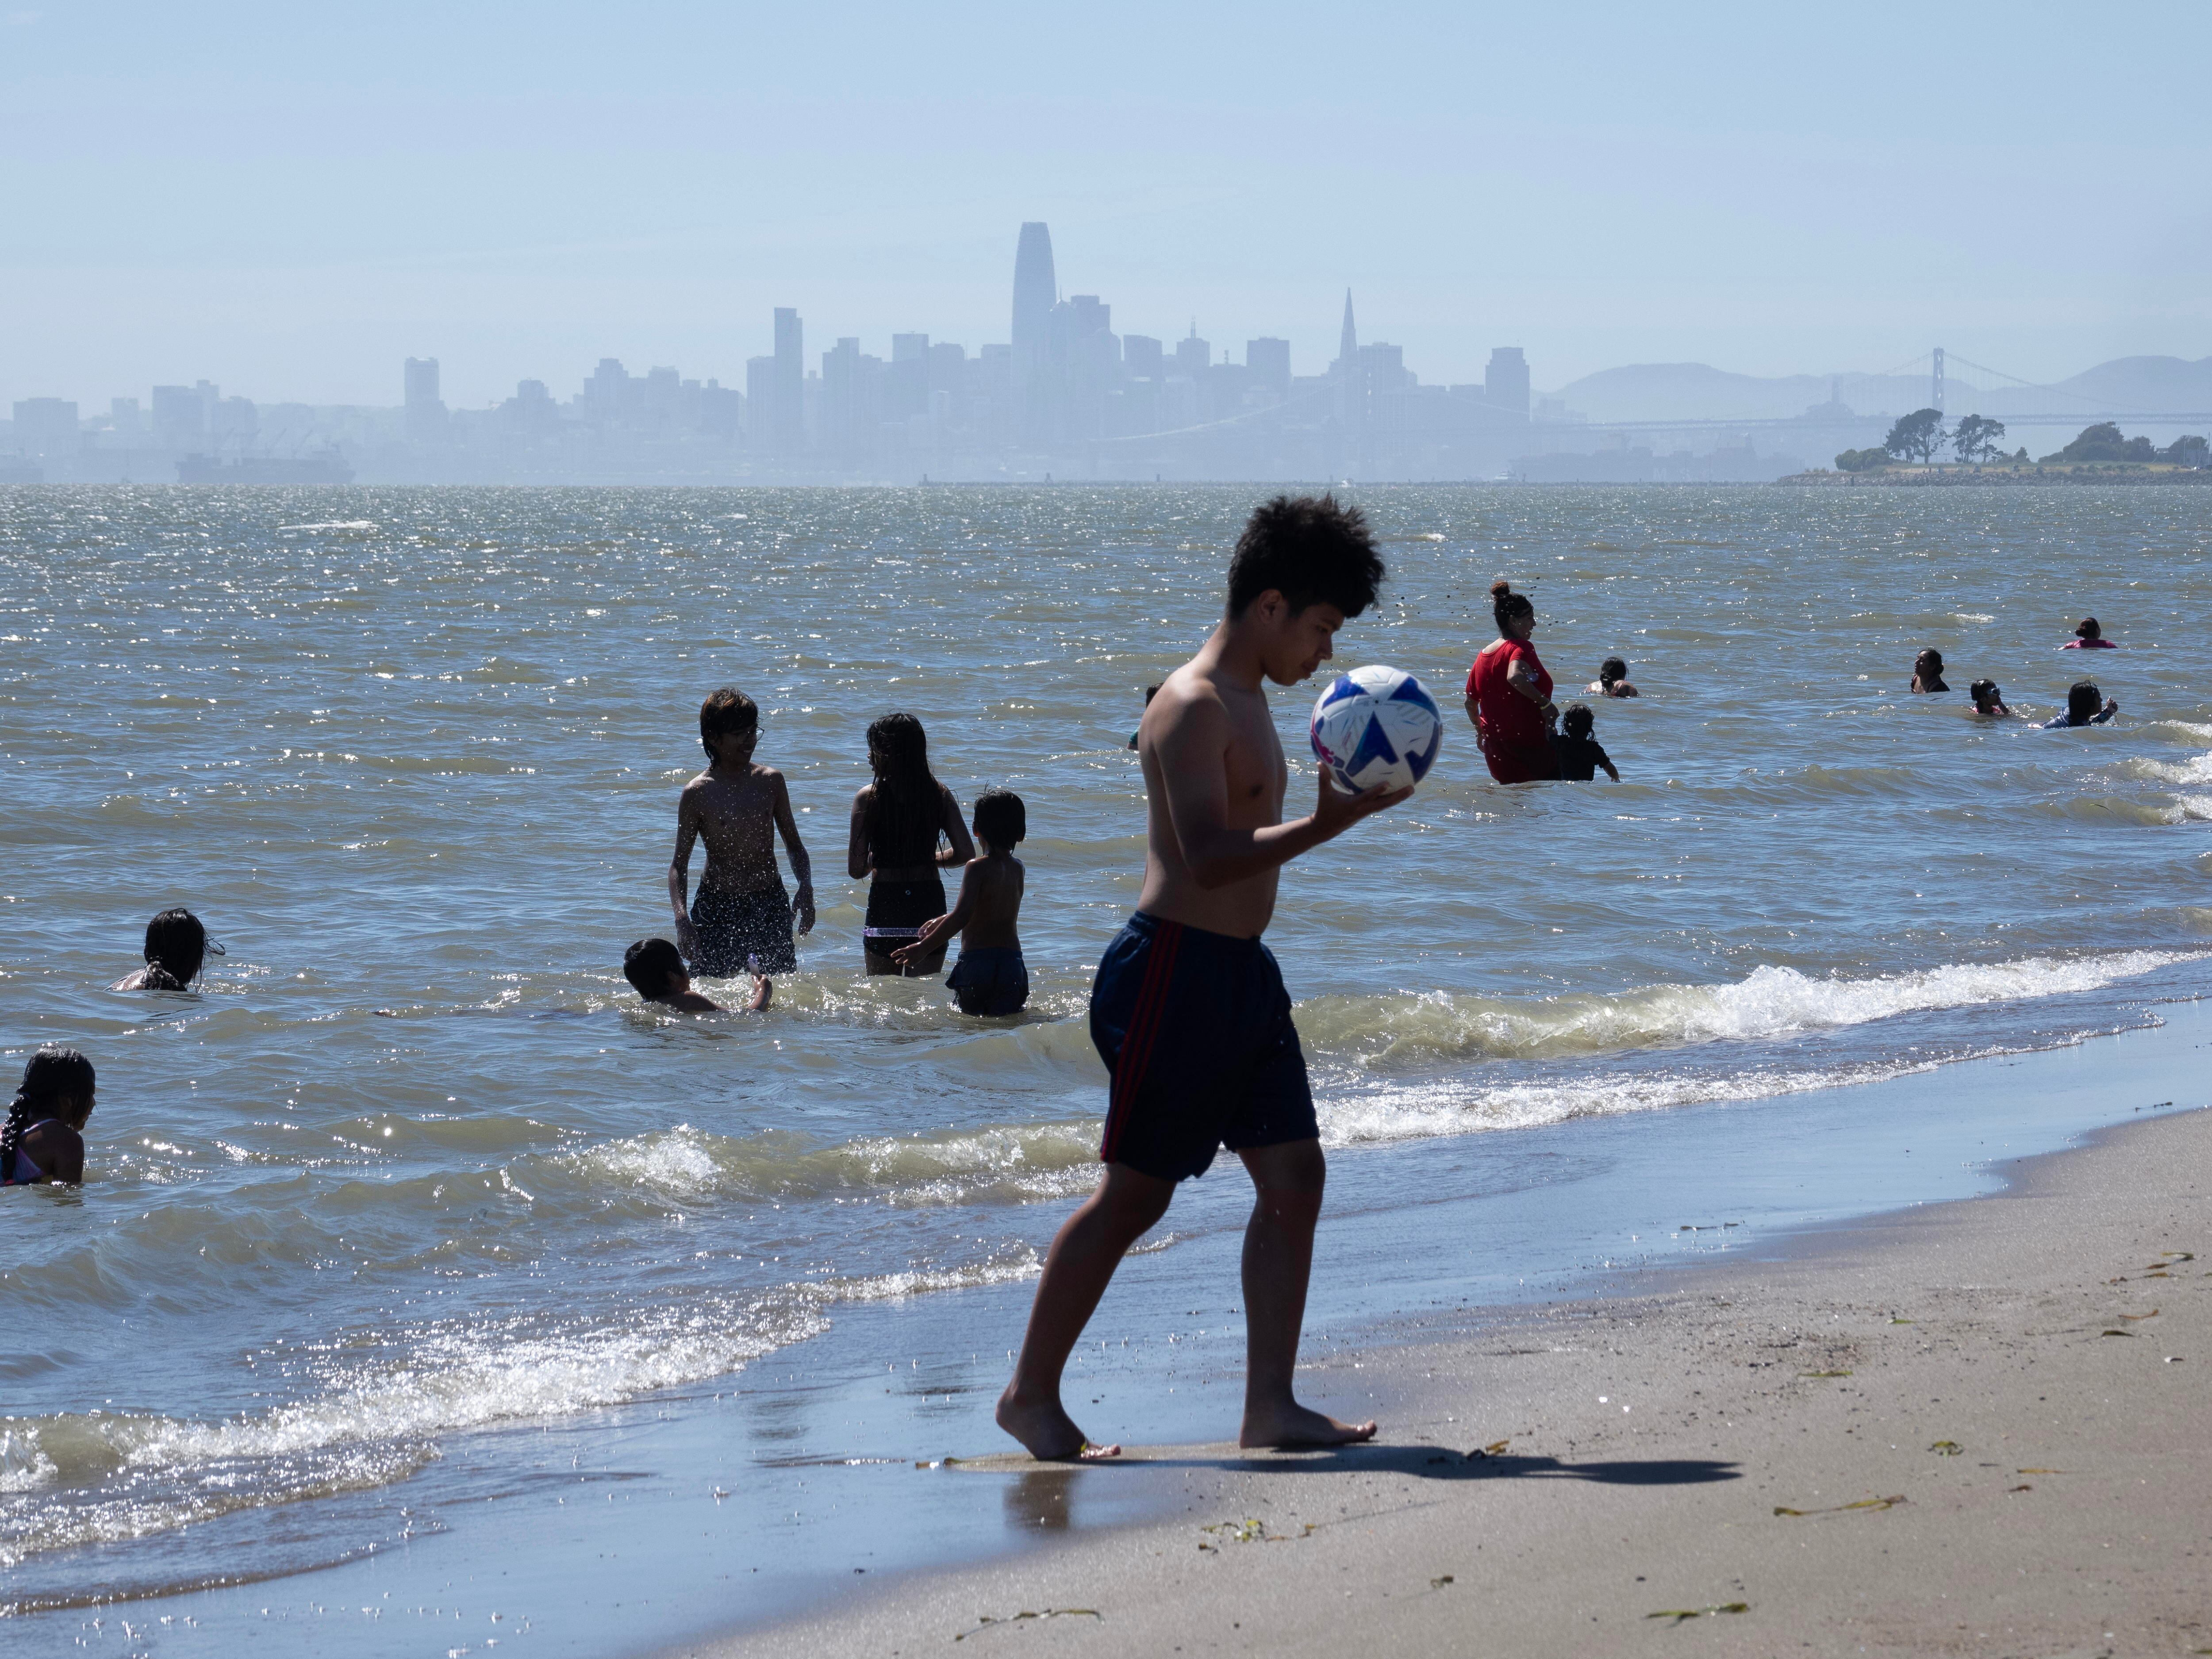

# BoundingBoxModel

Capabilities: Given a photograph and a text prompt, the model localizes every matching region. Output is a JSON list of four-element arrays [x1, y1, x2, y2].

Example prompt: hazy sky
[[6, 1, 2208, 409]]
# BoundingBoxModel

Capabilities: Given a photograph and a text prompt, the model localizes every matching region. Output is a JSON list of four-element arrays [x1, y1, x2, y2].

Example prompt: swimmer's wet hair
[[1915, 647, 1945, 670], [623, 937, 686, 1000], [2067, 681, 2102, 720], [1490, 580, 1533, 633], [973, 788, 1025, 849], [699, 687, 758, 758], [2075, 616, 2102, 639], [3, 1046, 94, 1175], [1562, 703, 1594, 737], [142, 908, 206, 989], [1970, 678, 2001, 704], [1226, 495, 1383, 620], [1599, 657, 1627, 683]]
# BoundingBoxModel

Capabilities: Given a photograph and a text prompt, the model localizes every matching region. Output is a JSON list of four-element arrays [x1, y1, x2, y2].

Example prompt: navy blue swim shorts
[[1089, 912, 1316, 1182], [690, 882, 797, 977]]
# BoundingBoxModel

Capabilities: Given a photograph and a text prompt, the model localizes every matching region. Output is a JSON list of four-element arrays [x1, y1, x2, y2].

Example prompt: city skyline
[[5, 4, 2208, 411]]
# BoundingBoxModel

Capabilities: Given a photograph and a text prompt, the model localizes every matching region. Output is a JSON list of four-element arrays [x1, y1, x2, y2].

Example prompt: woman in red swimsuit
[[1464, 580, 1561, 783]]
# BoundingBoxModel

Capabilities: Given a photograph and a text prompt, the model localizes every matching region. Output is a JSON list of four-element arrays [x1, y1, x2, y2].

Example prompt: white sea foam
[[276, 519, 378, 532], [1294, 949, 2199, 1070]]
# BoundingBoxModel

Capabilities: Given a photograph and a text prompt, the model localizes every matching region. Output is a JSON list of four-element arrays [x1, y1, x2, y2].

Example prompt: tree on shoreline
[[1952, 414, 2006, 464], [1884, 407, 1945, 464]]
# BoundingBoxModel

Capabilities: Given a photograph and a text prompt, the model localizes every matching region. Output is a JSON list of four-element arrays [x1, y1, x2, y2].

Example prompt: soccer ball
[[1309, 666, 1444, 794]]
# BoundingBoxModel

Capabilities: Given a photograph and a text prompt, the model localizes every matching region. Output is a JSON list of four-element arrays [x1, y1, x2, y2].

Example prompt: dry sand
[[664, 1106, 2210, 1658]]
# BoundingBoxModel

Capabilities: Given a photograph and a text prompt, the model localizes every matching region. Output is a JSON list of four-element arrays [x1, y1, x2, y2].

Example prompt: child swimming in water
[[114, 908, 215, 990], [2, 1047, 96, 1186], [2064, 617, 2118, 649], [1587, 657, 1639, 698], [622, 936, 737, 1013], [1551, 703, 1620, 781], [894, 788, 1029, 1015], [1970, 680, 2012, 717], [2043, 682, 2119, 728]]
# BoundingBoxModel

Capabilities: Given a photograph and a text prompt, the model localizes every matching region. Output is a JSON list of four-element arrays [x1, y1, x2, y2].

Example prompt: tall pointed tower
[[1336, 290, 1357, 376], [1012, 224, 1057, 358]]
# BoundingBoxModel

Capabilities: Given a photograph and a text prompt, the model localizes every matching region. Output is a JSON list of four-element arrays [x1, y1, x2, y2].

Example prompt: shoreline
[[666, 1045, 2212, 1657]]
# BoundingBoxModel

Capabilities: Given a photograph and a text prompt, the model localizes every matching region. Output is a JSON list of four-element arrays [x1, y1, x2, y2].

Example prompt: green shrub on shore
[[1836, 447, 1889, 472]]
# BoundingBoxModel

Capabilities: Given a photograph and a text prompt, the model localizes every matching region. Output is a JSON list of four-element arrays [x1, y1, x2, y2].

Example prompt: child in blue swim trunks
[[995, 495, 1410, 1463], [894, 788, 1029, 1016]]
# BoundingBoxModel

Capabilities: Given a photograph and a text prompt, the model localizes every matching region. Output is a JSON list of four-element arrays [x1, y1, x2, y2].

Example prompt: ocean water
[[3, 484, 2209, 1640]]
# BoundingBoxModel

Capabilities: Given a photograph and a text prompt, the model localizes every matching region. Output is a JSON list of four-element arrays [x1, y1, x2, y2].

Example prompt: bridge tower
[[1932, 347, 1945, 415]]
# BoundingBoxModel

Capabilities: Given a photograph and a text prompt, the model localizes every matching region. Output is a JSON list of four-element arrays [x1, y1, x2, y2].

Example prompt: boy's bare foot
[[1239, 1400, 1378, 1449], [997, 1385, 1121, 1461], [749, 975, 772, 1012]]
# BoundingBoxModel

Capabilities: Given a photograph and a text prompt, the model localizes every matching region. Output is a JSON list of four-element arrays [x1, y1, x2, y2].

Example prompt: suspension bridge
[[1567, 348, 2212, 437]]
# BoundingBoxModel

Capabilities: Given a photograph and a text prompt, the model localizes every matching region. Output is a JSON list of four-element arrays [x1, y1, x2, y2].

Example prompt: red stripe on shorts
[[1101, 920, 1182, 1164]]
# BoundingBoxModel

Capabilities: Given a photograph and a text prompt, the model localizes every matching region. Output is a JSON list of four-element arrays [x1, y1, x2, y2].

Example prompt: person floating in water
[[1465, 580, 1561, 783], [1588, 657, 1640, 698], [3, 1047, 96, 1187], [1127, 685, 1160, 750], [1970, 679, 2012, 717], [669, 688, 814, 1010], [114, 908, 215, 991], [2043, 681, 2119, 728], [1911, 649, 1949, 693], [622, 937, 727, 1013], [2064, 617, 2118, 649], [850, 711, 972, 976], [996, 493, 1404, 1463], [894, 787, 1029, 1016], [1551, 703, 1620, 781]]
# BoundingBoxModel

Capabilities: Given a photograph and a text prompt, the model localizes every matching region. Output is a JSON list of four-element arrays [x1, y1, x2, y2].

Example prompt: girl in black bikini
[[848, 712, 973, 976], [3, 1047, 96, 1187]]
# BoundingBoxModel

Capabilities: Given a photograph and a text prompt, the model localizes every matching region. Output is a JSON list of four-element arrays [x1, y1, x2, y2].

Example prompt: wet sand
[[665, 1104, 2211, 1657]]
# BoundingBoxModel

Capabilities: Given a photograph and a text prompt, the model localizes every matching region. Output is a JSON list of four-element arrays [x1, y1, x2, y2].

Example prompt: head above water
[[1490, 580, 1534, 640], [1970, 678, 2003, 710], [3, 1046, 96, 1171], [142, 907, 207, 987], [2074, 616, 2102, 641], [1599, 657, 1628, 685], [1561, 703, 1594, 737], [972, 787, 1025, 851], [1914, 648, 1945, 677], [622, 937, 687, 1001], [864, 710, 944, 858], [2067, 681, 2103, 721], [699, 687, 758, 761]]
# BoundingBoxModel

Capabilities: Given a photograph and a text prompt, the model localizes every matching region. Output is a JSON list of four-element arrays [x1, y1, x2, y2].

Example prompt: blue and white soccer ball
[[1308, 665, 1444, 795]]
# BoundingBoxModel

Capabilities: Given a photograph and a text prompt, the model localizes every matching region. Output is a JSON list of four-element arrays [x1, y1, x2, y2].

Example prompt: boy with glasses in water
[[996, 495, 1409, 1462], [668, 688, 815, 1011]]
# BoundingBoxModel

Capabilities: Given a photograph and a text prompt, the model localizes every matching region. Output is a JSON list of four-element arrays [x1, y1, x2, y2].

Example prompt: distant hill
[[1544, 356, 2212, 426]]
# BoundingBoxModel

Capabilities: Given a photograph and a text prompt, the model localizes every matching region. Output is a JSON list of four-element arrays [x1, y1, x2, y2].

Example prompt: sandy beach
[[669, 1102, 2210, 1657]]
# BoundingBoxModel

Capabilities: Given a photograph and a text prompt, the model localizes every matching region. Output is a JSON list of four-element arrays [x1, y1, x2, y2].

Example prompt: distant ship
[[177, 450, 354, 484]]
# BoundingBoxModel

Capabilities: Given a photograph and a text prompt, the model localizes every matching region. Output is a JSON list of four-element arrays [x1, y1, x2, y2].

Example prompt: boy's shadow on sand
[[994, 1444, 1740, 1532]]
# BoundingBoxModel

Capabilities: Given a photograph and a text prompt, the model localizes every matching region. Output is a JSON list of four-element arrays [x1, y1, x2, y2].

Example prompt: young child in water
[[1551, 703, 1620, 781], [1970, 679, 2012, 717], [1587, 657, 1639, 698], [2064, 617, 2118, 649], [2043, 682, 2120, 728], [2, 1047, 96, 1186], [622, 937, 734, 1013], [894, 788, 1029, 1015], [668, 688, 814, 1006], [114, 908, 216, 990]]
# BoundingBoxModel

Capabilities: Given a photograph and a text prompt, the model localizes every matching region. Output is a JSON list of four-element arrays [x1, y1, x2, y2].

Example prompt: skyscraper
[[768, 307, 805, 453], [1484, 348, 1530, 418], [1012, 223, 1056, 357], [1012, 223, 1058, 445], [1335, 292, 1357, 376], [405, 357, 447, 442]]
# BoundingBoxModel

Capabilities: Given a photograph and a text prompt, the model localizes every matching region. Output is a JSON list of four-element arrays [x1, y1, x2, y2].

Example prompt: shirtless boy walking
[[669, 688, 815, 1011], [997, 495, 1408, 1461]]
